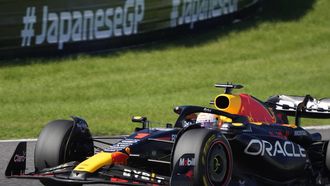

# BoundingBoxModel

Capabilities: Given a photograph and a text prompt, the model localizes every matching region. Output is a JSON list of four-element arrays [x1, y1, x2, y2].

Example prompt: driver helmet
[[196, 113, 218, 129]]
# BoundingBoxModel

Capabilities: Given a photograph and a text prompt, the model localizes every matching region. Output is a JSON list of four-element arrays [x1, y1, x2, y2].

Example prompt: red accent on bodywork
[[269, 131, 288, 140], [155, 136, 171, 141], [269, 130, 290, 140], [110, 177, 129, 183], [111, 152, 129, 165], [276, 112, 284, 123], [185, 169, 193, 179], [135, 133, 150, 139], [238, 94, 276, 124]]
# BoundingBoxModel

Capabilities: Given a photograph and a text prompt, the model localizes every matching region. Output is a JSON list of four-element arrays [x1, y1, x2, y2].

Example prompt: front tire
[[171, 128, 233, 186], [34, 119, 93, 186]]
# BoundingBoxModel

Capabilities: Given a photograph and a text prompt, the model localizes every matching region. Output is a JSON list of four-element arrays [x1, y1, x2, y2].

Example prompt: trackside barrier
[[0, 0, 260, 59]]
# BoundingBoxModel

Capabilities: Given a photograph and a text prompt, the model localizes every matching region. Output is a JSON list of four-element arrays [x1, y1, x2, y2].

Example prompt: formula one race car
[[5, 83, 330, 185]]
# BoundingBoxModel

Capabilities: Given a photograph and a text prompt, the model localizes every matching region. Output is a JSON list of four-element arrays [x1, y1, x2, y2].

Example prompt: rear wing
[[266, 95, 330, 126]]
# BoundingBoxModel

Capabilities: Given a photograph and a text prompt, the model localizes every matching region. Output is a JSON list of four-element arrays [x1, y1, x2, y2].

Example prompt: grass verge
[[0, 0, 329, 139]]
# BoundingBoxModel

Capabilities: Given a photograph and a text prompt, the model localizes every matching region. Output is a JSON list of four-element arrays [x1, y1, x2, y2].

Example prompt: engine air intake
[[214, 94, 242, 114], [215, 96, 230, 109]]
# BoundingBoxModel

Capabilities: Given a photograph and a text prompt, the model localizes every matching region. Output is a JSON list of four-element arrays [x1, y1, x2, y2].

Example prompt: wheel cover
[[206, 140, 230, 185]]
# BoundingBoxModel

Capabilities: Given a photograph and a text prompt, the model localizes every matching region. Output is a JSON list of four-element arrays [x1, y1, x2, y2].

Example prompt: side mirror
[[132, 116, 147, 123], [166, 123, 173, 128], [132, 116, 148, 130]]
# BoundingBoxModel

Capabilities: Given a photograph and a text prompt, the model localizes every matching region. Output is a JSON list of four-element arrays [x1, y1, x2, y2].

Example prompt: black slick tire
[[34, 120, 82, 186], [171, 128, 233, 186]]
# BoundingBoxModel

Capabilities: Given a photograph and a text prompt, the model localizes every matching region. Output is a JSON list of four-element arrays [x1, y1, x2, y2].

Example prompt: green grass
[[1, 0, 330, 139]]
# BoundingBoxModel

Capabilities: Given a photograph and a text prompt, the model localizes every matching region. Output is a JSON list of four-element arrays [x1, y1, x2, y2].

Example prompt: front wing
[[5, 142, 170, 185]]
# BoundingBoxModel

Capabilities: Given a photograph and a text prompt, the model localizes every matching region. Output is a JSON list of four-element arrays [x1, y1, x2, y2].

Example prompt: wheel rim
[[206, 141, 229, 184]]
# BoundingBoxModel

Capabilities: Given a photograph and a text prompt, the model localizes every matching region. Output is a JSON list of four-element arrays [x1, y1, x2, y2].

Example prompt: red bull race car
[[5, 83, 330, 185]]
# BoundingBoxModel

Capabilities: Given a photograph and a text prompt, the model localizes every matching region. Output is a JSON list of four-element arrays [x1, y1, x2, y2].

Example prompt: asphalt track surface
[[1, 127, 330, 186]]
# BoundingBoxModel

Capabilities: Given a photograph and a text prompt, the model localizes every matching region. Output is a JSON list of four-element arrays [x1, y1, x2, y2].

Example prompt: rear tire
[[35, 119, 93, 186], [171, 128, 233, 186], [325, 141, 330, 173]]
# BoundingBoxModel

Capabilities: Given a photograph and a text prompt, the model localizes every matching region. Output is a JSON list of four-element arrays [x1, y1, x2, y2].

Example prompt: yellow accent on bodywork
[[74, 152, 113, 173], [250, 122, 263, 125], [219, 116, 232, 123], [232, 123, 243, 127], [214, 94, 242, 114], [281, 124, 297, 128]]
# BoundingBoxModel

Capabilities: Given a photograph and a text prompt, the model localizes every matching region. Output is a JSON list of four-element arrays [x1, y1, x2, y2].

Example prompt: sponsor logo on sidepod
[[244, 139, 306, 157]]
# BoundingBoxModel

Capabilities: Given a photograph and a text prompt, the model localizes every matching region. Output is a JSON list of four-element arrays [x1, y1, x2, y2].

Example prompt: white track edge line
[[0, 138, 37, 143], [303, 125, 330, 130], [0, 135, 128, 143]]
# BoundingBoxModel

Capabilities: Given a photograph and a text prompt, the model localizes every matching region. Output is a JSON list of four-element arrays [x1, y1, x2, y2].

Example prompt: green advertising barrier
[[0, 0, 260, 58]]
